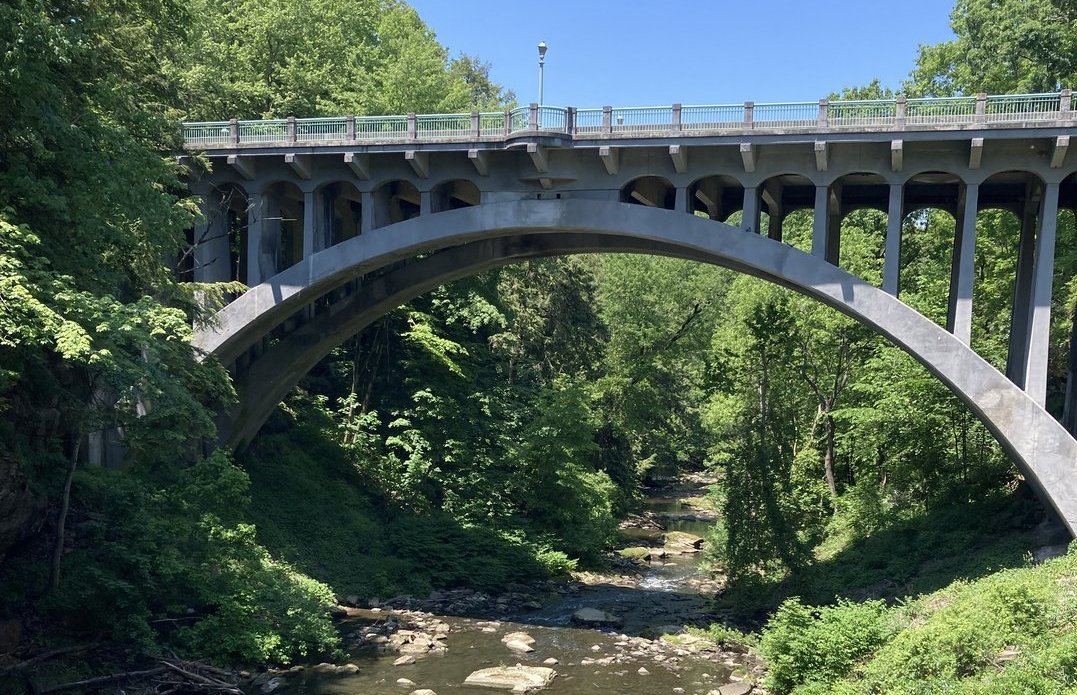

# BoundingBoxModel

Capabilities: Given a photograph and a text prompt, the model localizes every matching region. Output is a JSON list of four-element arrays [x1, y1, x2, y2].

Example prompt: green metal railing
[[181, 91, 1072, 148]]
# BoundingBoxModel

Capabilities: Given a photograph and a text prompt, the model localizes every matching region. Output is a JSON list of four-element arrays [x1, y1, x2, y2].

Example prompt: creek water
[[274, 484, 742, 695]]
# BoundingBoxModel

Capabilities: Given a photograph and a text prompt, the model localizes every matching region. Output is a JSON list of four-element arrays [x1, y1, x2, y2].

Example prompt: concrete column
[[1006, 192, 1040, 386], [674, 187, 688, 214], [246, 192, 263, 286], [302, 190, 316, 259], [825, 198, 842, 266], [767, 212, 784, 241], [1024, 182, 1060, 406], [741, 187, 760, 234], [361, 191, 374, 235], [882, 183, 904, 295], [420, 190, 432, 215], [812, 185, 828, 258], [260, 194, 281, 280], [947, 183, 979, 345]]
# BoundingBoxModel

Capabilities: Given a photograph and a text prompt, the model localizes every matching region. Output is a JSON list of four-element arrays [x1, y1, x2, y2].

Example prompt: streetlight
[[537, 41, 548, 105]]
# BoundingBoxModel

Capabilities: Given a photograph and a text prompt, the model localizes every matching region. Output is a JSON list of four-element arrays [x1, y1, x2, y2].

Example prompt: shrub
[[760, 597, 894, 693]]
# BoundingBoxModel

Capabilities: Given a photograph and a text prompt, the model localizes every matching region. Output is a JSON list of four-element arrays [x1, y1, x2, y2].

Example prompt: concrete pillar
[[302, 190, 316, 259], [767, 212, 784, 241], [1006, 191, 1040, 386], [1024, 182, 1059, 406], [882, 183, 903, 295], [260, 194, 281, 280], [361, 191, 374, 234], [825, 196, 842, 266], [420, 190, 432, 215], [674, 187, 688, 214], [741, 186, 760, 234], [246, 192, 263, 286], [812, 185, 828, 258], [947, 183, 979, 345], [193, 192, 232, 283]]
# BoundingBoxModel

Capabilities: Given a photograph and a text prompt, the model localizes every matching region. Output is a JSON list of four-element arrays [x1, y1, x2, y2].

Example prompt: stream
[[267, 476, 760, 695]]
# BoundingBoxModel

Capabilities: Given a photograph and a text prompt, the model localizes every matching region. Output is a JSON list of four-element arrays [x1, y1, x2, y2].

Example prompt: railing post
[[345, 116, 356, 142], [286, 116, 297, 143], [817, 99, 829, 128], [672, 103, 682, 132], [975, 92, 987, 123], [406, 112, 417, 140], [896, 95, 907, 127], [471, 111, 480, 138], [599, 106, 610, 133], [743, 101, 754, 128], [528, 103, 539, 131], [1061, 89, 1073, 119], [566, 107, 576, 136], [229, 118, 239, 145], [503, 109, 512, 136]]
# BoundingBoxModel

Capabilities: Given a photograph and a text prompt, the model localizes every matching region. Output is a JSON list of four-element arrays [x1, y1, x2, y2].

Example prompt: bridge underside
[[195, 200, 1077, 537]]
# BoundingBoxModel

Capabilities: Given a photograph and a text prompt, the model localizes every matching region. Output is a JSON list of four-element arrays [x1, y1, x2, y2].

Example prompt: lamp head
[[538, 41, 548, 60]]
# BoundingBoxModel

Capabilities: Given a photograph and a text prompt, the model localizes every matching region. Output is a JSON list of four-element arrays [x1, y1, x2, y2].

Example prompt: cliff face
[[0, 452, 44, 558]]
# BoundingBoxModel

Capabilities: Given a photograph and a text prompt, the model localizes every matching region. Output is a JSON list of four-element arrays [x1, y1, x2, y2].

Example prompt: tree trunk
[[48, 435, 81, 595], [823, 412, 838, 501]]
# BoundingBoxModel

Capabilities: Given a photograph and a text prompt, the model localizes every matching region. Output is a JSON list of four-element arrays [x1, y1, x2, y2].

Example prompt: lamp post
[[537, 41, 548, 106]]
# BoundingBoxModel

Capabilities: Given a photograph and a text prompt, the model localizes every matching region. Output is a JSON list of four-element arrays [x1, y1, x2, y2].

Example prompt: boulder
[[571, 608, 622, 627], [463, 665, 556, 691], [664, 531, 704, 549], [504, 639, 534, 653], [335, 664, 359, 675], [410, 691, 438, 695], [396, 678, 416, 687], [501, 631, 535, 645], [716, 683, 753, 695], [393, 655, 416, 666]]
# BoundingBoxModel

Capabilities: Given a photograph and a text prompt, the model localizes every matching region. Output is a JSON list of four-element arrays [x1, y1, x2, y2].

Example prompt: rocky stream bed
[[258, 475, 765, 695]]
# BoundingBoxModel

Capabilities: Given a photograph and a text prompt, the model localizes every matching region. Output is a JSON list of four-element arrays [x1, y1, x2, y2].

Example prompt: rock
[[501, 631, 536, 645], [716, 683, 753, 695], [664, 531, 704, 549], [394, 655, 417, 666], [410, 691, 438, 695], [396, 678, 416, 687], [542, 658, 558, 665], [463, 665, 556, 691], [1034, 544, 1069, 563], [335, 664, 359, 675], [259, 677, 282, 694], [572, 608, 622, 627], [637, 667, 649, 675], [504, 639, 535, 653]]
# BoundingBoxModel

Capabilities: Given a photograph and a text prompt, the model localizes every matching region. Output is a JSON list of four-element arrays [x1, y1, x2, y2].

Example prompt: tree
[[906, 0, 1077, 96]]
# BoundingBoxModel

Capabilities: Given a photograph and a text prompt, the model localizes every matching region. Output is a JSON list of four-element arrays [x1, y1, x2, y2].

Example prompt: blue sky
[[408, 0, 958, 107]]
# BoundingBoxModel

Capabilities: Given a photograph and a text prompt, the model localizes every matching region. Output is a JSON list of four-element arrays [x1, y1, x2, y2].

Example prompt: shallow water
[[275, 483, 735, 695]]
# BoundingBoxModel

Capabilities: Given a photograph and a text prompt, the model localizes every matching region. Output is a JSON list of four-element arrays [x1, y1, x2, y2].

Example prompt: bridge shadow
[[713, 486, 1060, 627]]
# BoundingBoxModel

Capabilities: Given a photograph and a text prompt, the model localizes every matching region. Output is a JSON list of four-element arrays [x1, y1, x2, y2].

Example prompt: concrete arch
[[621, 176, 676, 209], [430, 178, 481, 212], [195, 199, 1077, 535], [688, 174, 744, 222], [313, 180, 363, 249], [372, 179, 421, 228]]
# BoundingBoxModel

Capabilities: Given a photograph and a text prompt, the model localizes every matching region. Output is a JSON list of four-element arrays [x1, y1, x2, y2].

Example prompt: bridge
[[181, 91, 1077, 535]]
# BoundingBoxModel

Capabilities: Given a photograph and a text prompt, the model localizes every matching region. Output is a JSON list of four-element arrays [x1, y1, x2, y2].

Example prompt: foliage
[[773, 547, 1077, 694], [906, 0, 1077, 96], [759, 597, 894, 693]]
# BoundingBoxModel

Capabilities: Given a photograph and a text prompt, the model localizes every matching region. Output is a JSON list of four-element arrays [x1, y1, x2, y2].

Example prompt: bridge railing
[[181, 91, 1073, 147]]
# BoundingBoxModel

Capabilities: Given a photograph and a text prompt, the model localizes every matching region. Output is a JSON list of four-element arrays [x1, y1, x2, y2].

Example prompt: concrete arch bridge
[[182, 92, 1077, 535]]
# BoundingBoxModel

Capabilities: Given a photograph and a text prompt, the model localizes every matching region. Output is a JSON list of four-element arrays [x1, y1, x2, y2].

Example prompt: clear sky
[[408, 0, 958, 107]]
